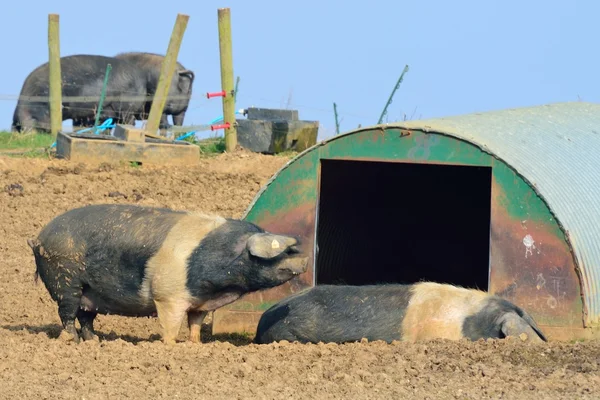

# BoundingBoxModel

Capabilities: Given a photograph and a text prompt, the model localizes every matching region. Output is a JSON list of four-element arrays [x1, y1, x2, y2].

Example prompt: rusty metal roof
[[384, 101, 600, 326]]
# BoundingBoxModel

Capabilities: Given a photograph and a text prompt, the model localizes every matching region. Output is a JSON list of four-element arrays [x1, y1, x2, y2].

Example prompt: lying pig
[[254, 282, 547, 344], [27, 204, 308, 344]]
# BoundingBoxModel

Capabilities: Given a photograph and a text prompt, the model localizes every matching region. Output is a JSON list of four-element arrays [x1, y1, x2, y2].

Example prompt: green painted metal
[[230, 102, 600, 337], [241, 128, 583, 330], [94, 63, 112, 128], [234, 76, 240, 102], [377, 64, 410, 124], [245, 130, 490, 222], [211, 102, 600, 338], [395, 101, 600, 328]]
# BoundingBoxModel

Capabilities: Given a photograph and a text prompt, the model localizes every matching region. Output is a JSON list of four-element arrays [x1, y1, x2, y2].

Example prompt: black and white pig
[[254, 282, 547, 344], [27, 204, 308, 344]]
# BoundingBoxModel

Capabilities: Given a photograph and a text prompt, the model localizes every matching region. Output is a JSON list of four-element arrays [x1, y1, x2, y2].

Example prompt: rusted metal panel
[[488, 161, 583, 328], [396, 102, 600, 326], [212, 103, 599, 338]]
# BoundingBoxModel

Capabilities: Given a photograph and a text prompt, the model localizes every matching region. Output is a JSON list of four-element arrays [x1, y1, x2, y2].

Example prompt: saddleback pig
[[28, 204, 308, 344], [254, 282, 547, 344]]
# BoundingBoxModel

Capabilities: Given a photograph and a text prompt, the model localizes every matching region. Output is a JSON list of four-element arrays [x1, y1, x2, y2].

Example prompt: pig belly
[[80, 289, 157, 317]]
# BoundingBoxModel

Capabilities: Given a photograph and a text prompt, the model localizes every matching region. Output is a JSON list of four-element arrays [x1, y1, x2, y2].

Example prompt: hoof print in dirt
[[107, 191, 127, 199], [27, 204, 309, 345], [132, 190, 144, 202], [97, 163, 114, 172], [4, 183, 24, 197]]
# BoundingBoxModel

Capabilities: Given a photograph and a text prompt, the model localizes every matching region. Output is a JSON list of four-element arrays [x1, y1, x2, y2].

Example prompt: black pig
[[114, 52, 195, 129], [27, 204, 308, 344], [12, 54, 147, 133], [254, 282, 547, 344]]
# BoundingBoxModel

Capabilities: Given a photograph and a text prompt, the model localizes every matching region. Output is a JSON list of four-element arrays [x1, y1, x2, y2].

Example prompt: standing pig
[[12, 54, 147, 133], [114, 52, 195, 129], [27, 204, 308, 344], [254, 282, 547, 344]]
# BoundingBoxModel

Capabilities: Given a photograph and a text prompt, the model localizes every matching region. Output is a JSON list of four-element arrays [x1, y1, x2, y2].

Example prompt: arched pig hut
[[213, 101, 600, 341]]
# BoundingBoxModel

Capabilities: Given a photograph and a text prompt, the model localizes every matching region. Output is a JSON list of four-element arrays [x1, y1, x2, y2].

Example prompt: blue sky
[[2, 0, 597, 141]]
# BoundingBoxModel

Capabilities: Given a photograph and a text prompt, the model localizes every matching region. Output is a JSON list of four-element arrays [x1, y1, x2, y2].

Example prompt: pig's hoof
[[82, 331, 100, 342], [188, 336, 201, 344], [58, 329, 80, 344]]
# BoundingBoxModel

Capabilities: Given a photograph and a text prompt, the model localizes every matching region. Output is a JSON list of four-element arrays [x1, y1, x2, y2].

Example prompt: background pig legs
[[76, 310, 99, 341], [187, 310, 208, 343]]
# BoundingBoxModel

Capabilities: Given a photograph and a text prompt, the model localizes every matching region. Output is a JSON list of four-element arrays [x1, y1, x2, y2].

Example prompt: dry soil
[[1, 152, 599, 400]]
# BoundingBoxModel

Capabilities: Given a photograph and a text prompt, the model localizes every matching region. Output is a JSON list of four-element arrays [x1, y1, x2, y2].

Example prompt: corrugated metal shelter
[[213, 101, 600, 341]]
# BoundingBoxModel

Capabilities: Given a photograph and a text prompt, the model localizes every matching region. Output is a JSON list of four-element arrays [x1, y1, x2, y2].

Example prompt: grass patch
[[177, 134, 226, 155], [1, 149, 52, 160], [0, 131, 55, 151], [198, 137, 226, 154], [176, 133, 300, 159], [0, 130, 298, 161], [277, 150, 300, 159]]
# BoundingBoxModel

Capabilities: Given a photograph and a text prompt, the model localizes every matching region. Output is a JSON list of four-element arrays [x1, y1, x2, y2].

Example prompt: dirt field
[[1, 152, 599, 399]]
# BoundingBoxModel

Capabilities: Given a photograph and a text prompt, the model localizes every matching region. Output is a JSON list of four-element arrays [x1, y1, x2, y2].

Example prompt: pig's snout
[[278, 256, 309, 276], [294, 256, 309, 274]]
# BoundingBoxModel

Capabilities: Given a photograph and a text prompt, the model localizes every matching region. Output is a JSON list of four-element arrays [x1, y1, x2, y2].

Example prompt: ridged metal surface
[[243, 101, 600, 326], [393, 102, 600, 326]]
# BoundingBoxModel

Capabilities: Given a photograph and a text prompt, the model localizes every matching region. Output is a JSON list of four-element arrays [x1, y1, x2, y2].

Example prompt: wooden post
[[48, 14, 62, 136], [145, 13, 189, 135], [218, 8, 237, 152]]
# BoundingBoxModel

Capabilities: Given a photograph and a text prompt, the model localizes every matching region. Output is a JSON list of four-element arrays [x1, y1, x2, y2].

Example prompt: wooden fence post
[[145, 13, 189, 135], [48, 14, 62, 136], [218, 8, 237, 152]]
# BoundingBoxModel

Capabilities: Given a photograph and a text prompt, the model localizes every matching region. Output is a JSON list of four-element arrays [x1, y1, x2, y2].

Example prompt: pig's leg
[[154, 298, 189, 345], [55, 275, 83, 343], [187, 310, 208, 343], [159, 113, 170, 129], [77, 310, 99, 341]]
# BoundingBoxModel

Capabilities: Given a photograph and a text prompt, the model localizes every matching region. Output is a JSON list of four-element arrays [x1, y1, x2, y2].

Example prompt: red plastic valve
[[206, 90, 227, 99], [211, 122, 231, 131]]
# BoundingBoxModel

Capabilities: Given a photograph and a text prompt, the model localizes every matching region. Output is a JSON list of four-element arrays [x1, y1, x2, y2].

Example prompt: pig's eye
[[286, 246, 300, 254]]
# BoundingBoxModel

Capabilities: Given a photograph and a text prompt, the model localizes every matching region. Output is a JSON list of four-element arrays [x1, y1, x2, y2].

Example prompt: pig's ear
[[246, 233, 297, 260], [499, 312, 546, 342]]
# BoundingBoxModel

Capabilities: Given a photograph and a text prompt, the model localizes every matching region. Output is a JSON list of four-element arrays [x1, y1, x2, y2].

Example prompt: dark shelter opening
[[315, 158, 492, 291]]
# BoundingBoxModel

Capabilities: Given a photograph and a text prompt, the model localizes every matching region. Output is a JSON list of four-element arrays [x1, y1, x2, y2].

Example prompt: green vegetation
[[0, 131, 228, 160], [177, 133, 299, 158], [0, 131, 54, 151], [198, 137, 227, 154], [277, 150, 299, 159], [178, 134, 226, 155], [0, 131, 297, 161], [0, 131, 54, 159]]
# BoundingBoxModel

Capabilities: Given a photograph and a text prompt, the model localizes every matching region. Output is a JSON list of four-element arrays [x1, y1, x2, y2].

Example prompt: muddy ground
[[1, 152, 599, 399]]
